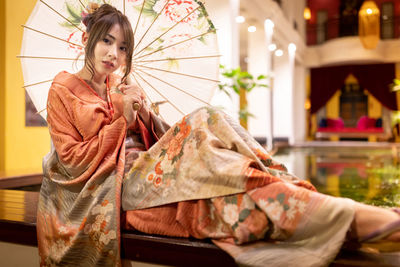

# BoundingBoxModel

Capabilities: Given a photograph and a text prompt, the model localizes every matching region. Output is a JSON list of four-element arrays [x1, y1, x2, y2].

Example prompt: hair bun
[[87, 2, 100, 14], [82, 2, 100, 27]]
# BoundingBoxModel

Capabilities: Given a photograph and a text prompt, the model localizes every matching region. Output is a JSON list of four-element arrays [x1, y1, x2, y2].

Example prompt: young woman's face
[[93, 23, 127, 77]]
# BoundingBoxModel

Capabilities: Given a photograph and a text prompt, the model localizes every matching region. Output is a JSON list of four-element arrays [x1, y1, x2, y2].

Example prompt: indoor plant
[[218, 65, 268, 129]]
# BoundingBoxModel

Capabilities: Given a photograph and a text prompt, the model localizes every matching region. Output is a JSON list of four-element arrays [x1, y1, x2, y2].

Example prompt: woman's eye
[[120, 46, 127, 52], [103, 38, 110, 44]]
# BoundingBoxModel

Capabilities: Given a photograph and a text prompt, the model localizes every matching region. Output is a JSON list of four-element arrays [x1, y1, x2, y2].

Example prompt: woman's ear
[[82, 32, 89, 46]]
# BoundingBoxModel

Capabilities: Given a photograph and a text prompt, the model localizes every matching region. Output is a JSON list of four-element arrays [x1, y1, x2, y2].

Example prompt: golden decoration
[[358, 1, 380, 49]]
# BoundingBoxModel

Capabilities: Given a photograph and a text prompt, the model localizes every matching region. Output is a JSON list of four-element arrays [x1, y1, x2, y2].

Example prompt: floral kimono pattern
[[122, 107, 355, 267], [38, 71, 355, 267]]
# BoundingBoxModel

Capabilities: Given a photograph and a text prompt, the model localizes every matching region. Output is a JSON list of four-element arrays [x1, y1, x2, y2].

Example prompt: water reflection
[[273, 145, 400, 207]]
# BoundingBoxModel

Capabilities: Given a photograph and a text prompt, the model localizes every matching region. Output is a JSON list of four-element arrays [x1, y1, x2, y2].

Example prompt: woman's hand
[[119, 78, 151, 129]]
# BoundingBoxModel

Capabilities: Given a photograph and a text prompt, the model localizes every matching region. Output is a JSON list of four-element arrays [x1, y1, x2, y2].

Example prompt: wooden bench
[[0, 189, 236, 266], [0, 173, 42, 189], [0, 178, 400, 266]]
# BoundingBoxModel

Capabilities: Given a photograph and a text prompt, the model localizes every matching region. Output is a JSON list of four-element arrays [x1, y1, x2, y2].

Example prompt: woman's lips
[[102, 61, 114, 68]]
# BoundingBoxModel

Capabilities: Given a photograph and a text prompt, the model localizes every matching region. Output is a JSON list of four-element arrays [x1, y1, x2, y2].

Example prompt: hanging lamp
[[304, 7, 311, 20], [358, 1, 380, 49]]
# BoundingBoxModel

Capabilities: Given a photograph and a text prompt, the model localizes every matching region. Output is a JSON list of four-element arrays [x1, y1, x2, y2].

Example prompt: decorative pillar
[[288, 43, 296, 145], [264, 19, 274, 150], [305, 72, 313, 140], [230, 0, 240, 69], [229, 0, 240, 121], [239, 88, 248, 129]]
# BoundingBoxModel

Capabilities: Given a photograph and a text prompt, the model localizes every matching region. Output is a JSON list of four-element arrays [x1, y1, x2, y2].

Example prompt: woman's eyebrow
[[106, 33, 126, 45], [106, 33, 116, 40]]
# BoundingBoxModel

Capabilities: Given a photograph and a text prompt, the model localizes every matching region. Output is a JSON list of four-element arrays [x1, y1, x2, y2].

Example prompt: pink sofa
[[316, 116, 389, 140]]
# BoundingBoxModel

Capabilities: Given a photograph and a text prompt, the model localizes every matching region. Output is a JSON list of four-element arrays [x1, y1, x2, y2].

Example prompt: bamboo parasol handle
[[133, 102, 141, 110]]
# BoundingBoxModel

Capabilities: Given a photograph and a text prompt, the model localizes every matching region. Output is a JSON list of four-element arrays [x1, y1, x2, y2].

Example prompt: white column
[[230, 0, 240, 68], [264, 19, 274, 150], [228, 0, 240, 119], [288, 43, 297, 145], [207, 0, 237, 119], [205, 0, 232, 67], [247, 24, 268, 141]]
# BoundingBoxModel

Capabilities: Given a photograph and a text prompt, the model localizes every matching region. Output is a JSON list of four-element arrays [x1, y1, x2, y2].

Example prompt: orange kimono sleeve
[[46, 82, 127, 183]]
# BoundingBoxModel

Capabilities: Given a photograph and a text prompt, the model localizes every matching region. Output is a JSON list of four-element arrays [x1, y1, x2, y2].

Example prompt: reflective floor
[[273, 144, 400, 207], [9, 144, 400, 207]]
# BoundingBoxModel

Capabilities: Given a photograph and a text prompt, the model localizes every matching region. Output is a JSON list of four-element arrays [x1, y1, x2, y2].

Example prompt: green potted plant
[[218, 65, 268, 129]]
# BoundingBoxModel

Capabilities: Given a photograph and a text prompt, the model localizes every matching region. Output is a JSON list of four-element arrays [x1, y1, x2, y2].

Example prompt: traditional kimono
[[37, 71, 355, 267]]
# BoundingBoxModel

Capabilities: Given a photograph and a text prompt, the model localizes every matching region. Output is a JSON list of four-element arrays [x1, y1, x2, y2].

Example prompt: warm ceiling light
[[235, 16, 245, 23], [359, 1, 380, 49], [264, 19, 274, 30], [288, 43, 297, 53], [248, 26, 257, 32], [304, 7, 311, 20], [275, 49, 283, 57], [304, 99, 311, 110], [268, 43, 277, 51]]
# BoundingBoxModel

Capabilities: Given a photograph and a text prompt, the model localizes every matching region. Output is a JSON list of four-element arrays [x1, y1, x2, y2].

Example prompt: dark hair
[[82, 4, 134, 83]]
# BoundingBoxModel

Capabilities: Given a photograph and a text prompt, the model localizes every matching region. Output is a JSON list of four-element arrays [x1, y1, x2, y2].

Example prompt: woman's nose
[[107, 44, 118, 59]]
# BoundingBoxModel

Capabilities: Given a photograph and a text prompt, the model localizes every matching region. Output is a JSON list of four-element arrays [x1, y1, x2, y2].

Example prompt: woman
[[37, 3, 400, 267], [36, 4, 160, 266]]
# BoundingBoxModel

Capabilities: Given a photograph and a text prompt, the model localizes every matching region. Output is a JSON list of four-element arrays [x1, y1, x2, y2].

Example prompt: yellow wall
[[326, 90, 340, 118], [367, 92, 382, 118], [1, 0, 6, 172], [2, 0, 50, 175]]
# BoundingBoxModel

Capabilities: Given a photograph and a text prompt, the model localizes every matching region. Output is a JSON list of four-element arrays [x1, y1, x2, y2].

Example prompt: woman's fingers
[[123, 93, 143, 111], [120, 85, 141, 96], [120, 84, 146, 99], [119, 84, 149, 115]]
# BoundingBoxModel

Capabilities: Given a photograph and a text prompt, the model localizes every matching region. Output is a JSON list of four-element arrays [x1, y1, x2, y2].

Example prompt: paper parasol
[[19, 0, 220, 125]]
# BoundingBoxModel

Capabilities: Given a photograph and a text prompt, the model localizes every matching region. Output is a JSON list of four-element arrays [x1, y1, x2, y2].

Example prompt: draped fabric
[[38, 71, 356, 267], [121, 107, 355, 266], [311, 63, 397, 114], [37, 71, 169, 266]]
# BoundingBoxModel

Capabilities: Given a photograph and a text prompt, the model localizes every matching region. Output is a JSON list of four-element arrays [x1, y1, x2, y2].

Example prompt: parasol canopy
[[20, 0, 220, 125]]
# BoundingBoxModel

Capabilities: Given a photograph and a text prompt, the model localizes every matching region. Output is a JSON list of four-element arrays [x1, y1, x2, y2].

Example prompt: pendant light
[[359, 1, 380, 49]]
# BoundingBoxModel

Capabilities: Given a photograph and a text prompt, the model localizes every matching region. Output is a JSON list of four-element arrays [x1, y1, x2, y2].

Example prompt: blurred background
[[2, 1, 400, 266]]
